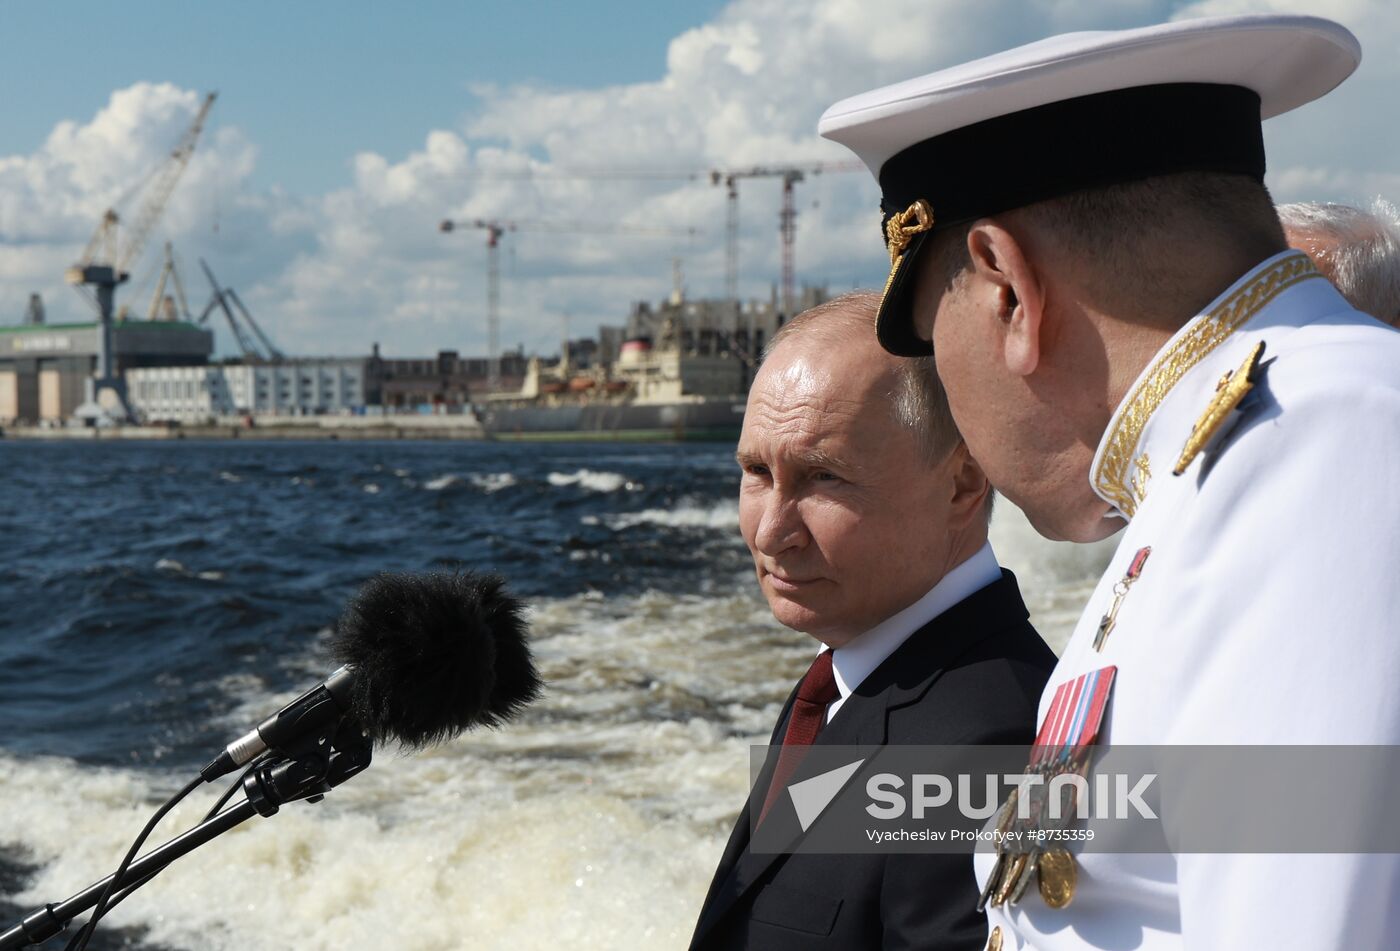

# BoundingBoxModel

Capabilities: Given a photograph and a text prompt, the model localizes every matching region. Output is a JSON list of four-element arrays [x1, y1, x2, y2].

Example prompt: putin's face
[[736, 333, 969, 647]]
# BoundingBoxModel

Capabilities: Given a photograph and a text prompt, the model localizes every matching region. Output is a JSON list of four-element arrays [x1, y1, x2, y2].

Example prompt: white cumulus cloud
[[2, 0, 1396, 358]]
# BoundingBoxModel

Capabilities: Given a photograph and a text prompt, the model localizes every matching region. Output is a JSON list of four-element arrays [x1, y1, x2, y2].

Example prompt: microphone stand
[[0, 801, 259, 949], [0, 723, 372, 949]]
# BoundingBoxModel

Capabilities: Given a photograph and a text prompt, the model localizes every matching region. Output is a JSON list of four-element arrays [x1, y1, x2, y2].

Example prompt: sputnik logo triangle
[[787, 758, 866, 832]]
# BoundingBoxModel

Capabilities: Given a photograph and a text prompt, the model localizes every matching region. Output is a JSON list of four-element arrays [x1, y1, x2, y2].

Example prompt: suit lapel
[[706, 667, 893, 915]]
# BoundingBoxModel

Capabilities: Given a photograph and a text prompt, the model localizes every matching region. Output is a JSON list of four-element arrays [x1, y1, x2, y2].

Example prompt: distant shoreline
[[0, 422, 740, 443], [0, 418, 489, 442]]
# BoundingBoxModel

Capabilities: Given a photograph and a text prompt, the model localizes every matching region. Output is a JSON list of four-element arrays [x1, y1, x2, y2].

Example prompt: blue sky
[[0, 1, 728, 195], [2, 0, 1397, 358]]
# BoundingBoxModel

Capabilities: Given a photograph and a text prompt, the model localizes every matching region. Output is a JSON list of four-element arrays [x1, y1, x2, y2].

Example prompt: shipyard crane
[[709, 161, 863, 317], [438, 218, 695, 391], [146, 243, 194, 321], [67, 91, 217, 421], [198, 258, 284, 363], [118, 241, 195, 321], [446, 162, 865, 315]]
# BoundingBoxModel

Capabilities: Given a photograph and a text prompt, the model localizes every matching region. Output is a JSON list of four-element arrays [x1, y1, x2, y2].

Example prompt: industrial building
[[0, 319, 213, 424], [125, 347, 536, 423], [1, 282, 831, 427], [604, 286, 830, 369], [127, 358, 375, 422], [374, 346, 528, 411]]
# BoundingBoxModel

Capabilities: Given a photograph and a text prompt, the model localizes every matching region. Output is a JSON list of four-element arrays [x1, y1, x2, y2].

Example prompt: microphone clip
[[241, 715, 373, 818]]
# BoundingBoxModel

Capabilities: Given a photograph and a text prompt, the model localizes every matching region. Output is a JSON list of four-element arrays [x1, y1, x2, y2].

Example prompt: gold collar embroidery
[[1093, 253, 1320, 517]]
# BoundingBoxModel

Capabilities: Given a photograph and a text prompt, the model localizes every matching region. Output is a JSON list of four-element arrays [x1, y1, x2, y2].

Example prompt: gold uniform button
[[987, 925, 1003, 951]]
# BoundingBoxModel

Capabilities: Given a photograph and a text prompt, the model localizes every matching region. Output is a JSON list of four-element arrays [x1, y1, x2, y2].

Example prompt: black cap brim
[[875, 229, 934, 357]]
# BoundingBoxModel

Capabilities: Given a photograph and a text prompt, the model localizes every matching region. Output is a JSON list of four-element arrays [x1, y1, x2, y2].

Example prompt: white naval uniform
[[976, 251, 1400, 950]]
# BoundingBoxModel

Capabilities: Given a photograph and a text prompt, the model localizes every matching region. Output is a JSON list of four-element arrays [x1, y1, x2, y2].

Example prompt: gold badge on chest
[[1173, 340, 1267, 476]]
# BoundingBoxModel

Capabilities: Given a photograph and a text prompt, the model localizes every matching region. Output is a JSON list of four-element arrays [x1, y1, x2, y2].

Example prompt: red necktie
[[759, 650, 840, 825]]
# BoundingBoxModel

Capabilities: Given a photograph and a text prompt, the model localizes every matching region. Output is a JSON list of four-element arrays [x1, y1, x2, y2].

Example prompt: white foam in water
[[604, 500, 740, 531], [362, 483, 381, 494], [424, 473, 517, 493], [468, 472, 517, 493], [0, 506, 1113, 949], [546, 470, 636, 493], [0, 753, 726, 951], [0, 589, 790, 951]]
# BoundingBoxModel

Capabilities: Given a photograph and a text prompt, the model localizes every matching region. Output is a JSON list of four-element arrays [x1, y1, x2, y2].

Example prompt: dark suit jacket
[[689, 569, 1055, 951]]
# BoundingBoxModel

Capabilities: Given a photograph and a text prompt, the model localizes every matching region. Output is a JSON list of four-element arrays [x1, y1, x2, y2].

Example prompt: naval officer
[[819, 14, 1400, 951]]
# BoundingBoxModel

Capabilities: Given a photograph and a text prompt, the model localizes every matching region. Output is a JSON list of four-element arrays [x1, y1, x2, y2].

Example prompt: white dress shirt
[[824, 541, 1002, 722]]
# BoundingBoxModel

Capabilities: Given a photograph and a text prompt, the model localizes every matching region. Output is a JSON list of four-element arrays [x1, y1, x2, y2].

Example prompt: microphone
[[0, 572, 541, 951], [201, 570, 542, 782]]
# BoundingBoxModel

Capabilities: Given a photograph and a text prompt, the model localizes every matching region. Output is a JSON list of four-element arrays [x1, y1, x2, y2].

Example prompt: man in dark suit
[[691, 291, 1055, 950]]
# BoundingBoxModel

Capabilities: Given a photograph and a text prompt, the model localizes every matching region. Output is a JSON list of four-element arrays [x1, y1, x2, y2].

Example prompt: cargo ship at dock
[[476, 285, 831, 442], [478, 336, 747, 442]]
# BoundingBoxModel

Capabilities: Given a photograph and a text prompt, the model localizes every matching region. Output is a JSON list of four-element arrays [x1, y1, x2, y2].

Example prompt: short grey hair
[[1277, 199, 1400, 327], [765, 291, 960, 464]]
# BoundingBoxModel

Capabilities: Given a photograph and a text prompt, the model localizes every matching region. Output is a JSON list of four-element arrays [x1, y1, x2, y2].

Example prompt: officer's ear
[[966, 219, 1045, 377]]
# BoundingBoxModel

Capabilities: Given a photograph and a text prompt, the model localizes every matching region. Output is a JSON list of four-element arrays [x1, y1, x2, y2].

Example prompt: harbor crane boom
[[67, 91, 217, 422], [135, 242, 194, 321], [198, 258, 284, 363], [438, 218, 695, 392]]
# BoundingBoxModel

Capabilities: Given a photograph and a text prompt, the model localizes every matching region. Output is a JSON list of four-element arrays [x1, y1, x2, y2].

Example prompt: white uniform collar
[[824, 541, 1001, 721], [1089, 250, 1332, 520]]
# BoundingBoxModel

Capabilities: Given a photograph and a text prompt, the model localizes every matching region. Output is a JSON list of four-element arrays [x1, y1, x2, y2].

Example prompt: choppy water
[[0, 440, 1115, 950]]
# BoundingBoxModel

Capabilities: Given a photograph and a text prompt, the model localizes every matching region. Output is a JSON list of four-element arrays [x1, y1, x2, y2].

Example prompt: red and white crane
[[709, 161, 863, 316], [438, 218, 694, 391]]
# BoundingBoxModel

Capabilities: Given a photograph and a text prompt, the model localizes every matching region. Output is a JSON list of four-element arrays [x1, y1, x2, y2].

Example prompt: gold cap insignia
[[884, 199, 935, 265], [1173, 340, 1266, 476]]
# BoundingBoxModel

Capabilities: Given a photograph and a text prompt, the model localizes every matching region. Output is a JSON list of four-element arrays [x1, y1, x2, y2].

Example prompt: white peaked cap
[[820, 15, 1359, 179], [816, 14, 1360, 357]]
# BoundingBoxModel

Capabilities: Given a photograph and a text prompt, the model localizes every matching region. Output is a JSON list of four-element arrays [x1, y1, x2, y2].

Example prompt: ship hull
[[480, 399, 744, 443]]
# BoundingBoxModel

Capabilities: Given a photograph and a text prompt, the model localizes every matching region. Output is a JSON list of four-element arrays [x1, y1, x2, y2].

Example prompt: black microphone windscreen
[[328, 571, 542, 749]]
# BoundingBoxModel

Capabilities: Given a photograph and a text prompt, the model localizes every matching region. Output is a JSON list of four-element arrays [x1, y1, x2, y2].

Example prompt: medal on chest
[[1093, 546, 1151, 652], [979, 666, 1117, 912]]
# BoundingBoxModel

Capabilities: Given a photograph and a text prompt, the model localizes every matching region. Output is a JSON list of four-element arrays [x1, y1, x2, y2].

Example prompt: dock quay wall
[[0, 415, 486, 441]]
